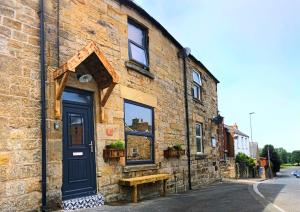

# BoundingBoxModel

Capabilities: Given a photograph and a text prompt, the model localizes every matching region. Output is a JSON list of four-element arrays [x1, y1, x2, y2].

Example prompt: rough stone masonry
[[0, 0, 221, 211]]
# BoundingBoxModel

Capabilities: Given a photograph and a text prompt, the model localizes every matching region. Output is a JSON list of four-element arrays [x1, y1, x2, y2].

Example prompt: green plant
[[167, 144, 184, 151], [106, 139, 125, 150], [235, 152, 256, 168], [174, 144, 183, 151], [167, 146, 175, 151]]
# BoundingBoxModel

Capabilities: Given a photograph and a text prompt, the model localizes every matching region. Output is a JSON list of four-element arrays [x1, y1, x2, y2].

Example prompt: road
[[82, 182, 277, 212], [257, 167, 300, 212]]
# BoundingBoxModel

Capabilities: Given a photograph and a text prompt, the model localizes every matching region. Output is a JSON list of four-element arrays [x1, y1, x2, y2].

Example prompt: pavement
[[79, 181, 276, 212], [254, 167, 300, 212], [74, 168, 300, 212]]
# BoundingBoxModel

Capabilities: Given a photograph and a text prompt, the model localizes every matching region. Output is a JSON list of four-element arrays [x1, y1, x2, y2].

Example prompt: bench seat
[[119, 173, 170, 203]]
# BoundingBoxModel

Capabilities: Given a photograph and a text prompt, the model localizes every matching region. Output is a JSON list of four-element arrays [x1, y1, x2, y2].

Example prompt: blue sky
[[135, 0, 300, 152]]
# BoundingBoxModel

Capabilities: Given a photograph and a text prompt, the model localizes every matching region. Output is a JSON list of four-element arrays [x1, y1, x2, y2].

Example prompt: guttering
[[39, 0, 47, 211], [178, 48, 192, 190]]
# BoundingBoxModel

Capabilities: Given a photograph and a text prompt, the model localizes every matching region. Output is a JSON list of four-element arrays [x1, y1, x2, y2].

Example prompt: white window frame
[[192, 70, 202, 100], [196, 123, 204, 154]]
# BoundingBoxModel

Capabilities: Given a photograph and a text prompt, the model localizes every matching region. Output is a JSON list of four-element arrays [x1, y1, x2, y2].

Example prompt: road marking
[[253, 182, 286, 212]]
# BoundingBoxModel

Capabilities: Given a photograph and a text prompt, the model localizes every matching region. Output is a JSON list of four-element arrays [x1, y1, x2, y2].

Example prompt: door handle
[[89, 140, 94, 153]]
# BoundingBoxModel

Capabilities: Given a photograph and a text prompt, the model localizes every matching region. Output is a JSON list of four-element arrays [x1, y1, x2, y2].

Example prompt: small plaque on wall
[[106, 128, 113, 136]]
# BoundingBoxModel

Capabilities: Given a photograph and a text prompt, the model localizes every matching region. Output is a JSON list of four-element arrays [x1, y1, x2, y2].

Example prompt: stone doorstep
[[62, 194, 105, 211]]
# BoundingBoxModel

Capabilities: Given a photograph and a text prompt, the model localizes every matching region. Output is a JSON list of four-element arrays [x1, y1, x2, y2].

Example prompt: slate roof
[[224, 124, 249, 137]]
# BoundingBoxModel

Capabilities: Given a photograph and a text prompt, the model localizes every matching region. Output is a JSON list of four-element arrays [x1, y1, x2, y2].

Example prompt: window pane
[[193, 85, 200, 99], [125, 102, 152, 133], [128, 23, 143, 46], [196, 137, 202, 153], [196, 124, 202, 136], [127, 135, 152, 161], [129, 43, 147, 66], [62, 91, 91, 104], [69, 114, 84, 146], [193, 71, 202, 85]]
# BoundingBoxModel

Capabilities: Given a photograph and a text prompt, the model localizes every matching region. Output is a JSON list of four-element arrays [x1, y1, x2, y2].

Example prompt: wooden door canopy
[[53, 41, 120, 119]]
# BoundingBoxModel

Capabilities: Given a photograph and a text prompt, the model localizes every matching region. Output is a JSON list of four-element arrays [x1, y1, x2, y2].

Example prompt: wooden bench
[[119, 173, 170, 203]]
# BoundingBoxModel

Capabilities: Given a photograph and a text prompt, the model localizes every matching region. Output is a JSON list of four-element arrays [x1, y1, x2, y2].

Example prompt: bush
[[235, 152, 256, 168]]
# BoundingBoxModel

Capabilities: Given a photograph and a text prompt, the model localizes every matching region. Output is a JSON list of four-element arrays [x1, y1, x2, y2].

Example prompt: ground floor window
[[196, 123, 203, 154], [124, 100, 154, 164]]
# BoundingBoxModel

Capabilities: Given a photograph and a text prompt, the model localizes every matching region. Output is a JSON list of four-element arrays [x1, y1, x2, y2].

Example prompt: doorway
[[61, 88, 96, 200]]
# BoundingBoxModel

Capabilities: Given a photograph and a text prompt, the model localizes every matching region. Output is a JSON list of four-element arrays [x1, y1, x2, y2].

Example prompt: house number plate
[[73, 152, 83, 156]]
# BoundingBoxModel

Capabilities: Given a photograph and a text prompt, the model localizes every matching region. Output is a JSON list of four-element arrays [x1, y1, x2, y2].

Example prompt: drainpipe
[[39, 0, 47, 211], [178, 48, 192, 190]]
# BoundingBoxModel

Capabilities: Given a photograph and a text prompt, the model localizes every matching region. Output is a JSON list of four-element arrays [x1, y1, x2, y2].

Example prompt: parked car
[[291, 171, 298, 176]]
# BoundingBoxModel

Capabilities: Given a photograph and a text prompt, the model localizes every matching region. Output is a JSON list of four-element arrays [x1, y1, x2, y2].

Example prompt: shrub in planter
[[103, 140, 125, 159], [164, 144, 185, 158]]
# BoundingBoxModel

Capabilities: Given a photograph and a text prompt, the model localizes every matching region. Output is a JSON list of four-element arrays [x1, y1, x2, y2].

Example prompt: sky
[[135, 0, 300, 152]]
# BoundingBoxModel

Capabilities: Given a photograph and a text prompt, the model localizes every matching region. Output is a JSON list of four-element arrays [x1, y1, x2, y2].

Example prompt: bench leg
[[131, 185, 138, 203], [162, 179, 167, 197]]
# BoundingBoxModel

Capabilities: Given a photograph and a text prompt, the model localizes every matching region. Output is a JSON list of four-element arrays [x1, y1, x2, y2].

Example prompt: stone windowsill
[[195, 153, 207, 160], [125, 60, 155, 79], [193, 98, 204, 106], [123, 163, 159, 173]]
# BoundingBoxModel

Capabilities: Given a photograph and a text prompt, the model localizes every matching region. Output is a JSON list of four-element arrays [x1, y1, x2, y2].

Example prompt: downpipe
[[39, 0, 47, 211]]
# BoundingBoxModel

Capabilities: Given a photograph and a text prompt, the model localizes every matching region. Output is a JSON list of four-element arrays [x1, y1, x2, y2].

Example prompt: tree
[[287, 152, 293, 164], [261, 145, 281, 174], [292, 150, 300, 166], [275, 147, 288, 164]]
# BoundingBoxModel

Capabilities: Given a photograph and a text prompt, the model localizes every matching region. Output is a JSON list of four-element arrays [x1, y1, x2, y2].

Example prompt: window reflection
[[124, 101, 154, 164], [125, 102, 152, 133], [126, 135, 152, 161], [128, 23, 143, 46], [69, 114, 84, 146], [129, 43, 147, 66], [62, 91, 91, 104]]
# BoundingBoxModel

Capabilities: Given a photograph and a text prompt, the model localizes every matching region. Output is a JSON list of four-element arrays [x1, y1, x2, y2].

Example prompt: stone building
[[0, 0, 220, 211], [218, 118, 236, 179]]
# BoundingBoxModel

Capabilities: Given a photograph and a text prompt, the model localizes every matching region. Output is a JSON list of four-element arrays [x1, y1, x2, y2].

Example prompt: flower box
[[164, 149, 185, 158], [103, 149, 125, 159]]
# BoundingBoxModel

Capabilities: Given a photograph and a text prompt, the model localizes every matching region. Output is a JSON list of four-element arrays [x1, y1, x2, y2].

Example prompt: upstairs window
[[192, 70, 202, 100], [128, 20, 148, 67]]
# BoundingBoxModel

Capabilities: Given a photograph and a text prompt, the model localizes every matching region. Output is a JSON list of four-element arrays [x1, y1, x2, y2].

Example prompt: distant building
[[249, 141, 259, 160], [225, 124, 251, 157]]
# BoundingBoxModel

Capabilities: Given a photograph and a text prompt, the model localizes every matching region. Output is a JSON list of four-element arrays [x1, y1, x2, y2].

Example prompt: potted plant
[[103, 139, 125, 160], [164, 144, 185, 158]]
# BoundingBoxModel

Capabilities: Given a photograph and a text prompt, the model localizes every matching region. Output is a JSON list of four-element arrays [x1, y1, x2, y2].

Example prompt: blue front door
[[62, 88, 96, 200]]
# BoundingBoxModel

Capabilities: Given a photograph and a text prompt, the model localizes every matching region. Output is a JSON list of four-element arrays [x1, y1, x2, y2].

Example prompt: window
[[196, 123, 203, 153], [211, 137, 216, 148], [192, 70, 202, 100], [128, 20, 148, 67], [124, 100, 154, 164]]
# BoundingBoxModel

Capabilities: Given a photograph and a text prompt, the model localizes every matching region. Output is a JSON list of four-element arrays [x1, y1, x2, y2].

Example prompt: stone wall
[[0, 0, 220, 211], [220, 158, 236, 179], [0, 0, 42, 211]]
